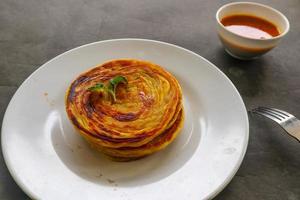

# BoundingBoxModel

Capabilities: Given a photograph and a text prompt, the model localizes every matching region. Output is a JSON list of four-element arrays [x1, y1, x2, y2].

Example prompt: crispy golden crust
[[95, 109, 184, 160], [65, 59, 184, 160]]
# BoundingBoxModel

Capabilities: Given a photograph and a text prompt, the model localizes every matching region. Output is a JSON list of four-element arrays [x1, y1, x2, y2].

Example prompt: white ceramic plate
[[2, 39, 248, 200]]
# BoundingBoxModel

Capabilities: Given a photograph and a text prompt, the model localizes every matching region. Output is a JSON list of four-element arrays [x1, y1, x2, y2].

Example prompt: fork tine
[[252, 109, 283, 123], [257, 107, 287, 119], [254, 108, 284, 120], [263, 107, 294, 118]]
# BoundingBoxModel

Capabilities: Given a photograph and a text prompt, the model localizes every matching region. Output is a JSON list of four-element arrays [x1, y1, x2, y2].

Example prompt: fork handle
[[284, 119, 300, 142]]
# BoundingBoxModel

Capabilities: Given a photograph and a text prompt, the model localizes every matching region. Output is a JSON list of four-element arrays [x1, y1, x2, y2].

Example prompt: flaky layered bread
[[66, 59, 184, 161]]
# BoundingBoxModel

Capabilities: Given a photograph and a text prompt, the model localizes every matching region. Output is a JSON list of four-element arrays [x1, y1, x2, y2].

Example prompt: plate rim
[[1, 38, 249, 199]]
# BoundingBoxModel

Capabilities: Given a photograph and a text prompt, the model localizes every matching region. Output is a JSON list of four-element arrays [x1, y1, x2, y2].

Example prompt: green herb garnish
[[88, 76, 127, 103], [107, 76, 128, 103], [88, 83, 105, 92]]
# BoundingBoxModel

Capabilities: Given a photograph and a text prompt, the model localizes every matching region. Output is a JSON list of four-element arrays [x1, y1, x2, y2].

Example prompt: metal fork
[[251, 107, 300, 142]]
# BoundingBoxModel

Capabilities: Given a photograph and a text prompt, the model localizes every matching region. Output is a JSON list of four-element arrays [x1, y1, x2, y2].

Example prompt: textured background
[[0, 0, 300, 199]]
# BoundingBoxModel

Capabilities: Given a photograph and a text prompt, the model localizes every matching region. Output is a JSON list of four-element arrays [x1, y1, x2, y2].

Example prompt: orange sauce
[[221, 14, 280, 39]]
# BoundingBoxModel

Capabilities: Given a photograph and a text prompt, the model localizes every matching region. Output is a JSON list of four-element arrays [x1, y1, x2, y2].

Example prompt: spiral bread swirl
[[66, 59, 184, 161]]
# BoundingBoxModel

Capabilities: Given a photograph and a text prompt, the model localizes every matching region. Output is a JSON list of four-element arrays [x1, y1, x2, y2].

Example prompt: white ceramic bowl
[[216, 2, 290, 60]]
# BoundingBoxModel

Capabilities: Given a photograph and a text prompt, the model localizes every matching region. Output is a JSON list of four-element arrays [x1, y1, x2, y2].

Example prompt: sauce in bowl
[[221, 14, 280, 39]]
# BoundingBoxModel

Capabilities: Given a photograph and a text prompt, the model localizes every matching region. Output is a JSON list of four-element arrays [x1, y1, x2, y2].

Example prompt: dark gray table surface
[[1, 0, 299, 199]]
